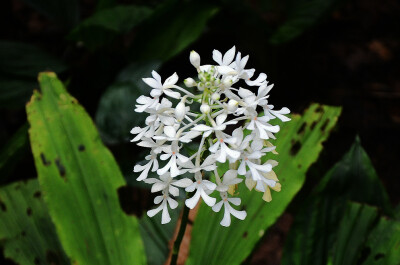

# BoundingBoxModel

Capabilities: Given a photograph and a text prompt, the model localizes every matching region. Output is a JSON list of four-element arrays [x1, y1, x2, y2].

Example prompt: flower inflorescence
[[131, 46, 290, 227]]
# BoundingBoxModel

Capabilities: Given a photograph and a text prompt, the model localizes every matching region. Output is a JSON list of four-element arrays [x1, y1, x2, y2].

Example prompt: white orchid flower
[[212, 192, 247, 227]]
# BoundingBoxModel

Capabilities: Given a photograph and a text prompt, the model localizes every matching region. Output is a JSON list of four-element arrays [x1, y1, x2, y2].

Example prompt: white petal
[[154, 195, 164, 204], [142, 77, 161, 89], [212, 49, 223, 65], [172, 178, 193, 188], [238, 160, 247, 175], [228, 204, 247, 220], [151, 182, 167, 193], [209, 141, 220, 153], [202, 180, 217, 191], [216, 113, 227, 126], [223, 46, 236, 65], [167, 197, 179, 209], [169, 186, 180, 197], [192, 124, 212, 131], [164, 72, 179, 86], [185, 189, 201, 209], [164, 126, 176, 138], [161, 203, 171, 224], [217, 66, 236, 75], [147, 204, 163, 217], [212, 200, 224, 212], [228, 197, 241, 206], [200, 189, 216, 206], [160, 153, 172, 160], [185, 182, 197, 192], [164, 89, 181, 99], [220, 204, 231, 227]]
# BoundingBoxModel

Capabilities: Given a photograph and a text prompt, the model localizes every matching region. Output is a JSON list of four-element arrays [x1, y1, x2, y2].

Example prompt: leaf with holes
[[0, 179, 69, 265], [26, 72, 146, 265], [187, 103, 342, 265]]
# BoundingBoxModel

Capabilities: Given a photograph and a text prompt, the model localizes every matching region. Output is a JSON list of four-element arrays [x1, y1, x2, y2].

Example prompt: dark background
[[1, 0, 399, 264]]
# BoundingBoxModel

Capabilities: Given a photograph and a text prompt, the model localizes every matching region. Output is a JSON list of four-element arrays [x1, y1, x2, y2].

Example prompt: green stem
[[170, 203, 190, 265]]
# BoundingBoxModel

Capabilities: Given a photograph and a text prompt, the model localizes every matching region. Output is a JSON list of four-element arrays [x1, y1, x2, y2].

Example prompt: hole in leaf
[[40, 153, 51, 166], [320, 119, 330, 132], [55, 158, 66, 179], [297, 123, 306, 135], [290, 141, 301, 156], [78, 145, 85, 152]]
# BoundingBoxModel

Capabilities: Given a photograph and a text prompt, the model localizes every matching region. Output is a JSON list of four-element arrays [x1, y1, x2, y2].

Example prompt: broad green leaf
[[282, 137, 392, 265], [131, 0, 219, 61], [332, 202, 379, 265], [0, 179, 69, 265], [68, 5, 153, 51], [362, 215, 400, 264], [0, 41, 66, 109], [139, 205, 181, 265], [20, 0, 79, 28], [95, 61, 161, 145], [187, 103, 342, 265], [26, 72, 146, 264], [0, 123, 29, 185], [269, 0, 338, 44]]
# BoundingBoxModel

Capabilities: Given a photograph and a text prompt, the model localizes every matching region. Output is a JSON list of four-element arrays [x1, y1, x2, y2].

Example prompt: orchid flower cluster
[[131, 46, 290, 227]]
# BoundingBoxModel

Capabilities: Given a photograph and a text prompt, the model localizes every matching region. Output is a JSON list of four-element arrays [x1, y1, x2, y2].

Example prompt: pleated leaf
[[187, 103, 342, 265], [0, 179, 69, 265], [26, 72, 146, 265]]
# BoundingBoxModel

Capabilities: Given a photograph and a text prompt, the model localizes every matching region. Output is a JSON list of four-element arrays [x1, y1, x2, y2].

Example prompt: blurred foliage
[[1, 0, 398, 264], [282, 137, 393, 265], [68, 5, 153, 51], [0, 41, 66, 109], [20, 0, 79, 28], [187, 104, 342, 265], [26, 72, 146, 265], [0, 179, 69, 265], [0, 123, 29, 185]]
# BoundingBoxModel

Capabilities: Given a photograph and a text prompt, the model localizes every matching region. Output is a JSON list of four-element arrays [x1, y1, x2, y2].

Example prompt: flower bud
[[184, 78, 197, 87], [213, 79, 221, 86], [200, 104, 211, 114], [175, 101, 186, 122], [223, 78, 232, 87], [205, 81, 212, 88], [227, 99, 238, 112], [211, 93, 220, 101], [197, 82, 205, 91], [190, 51, 201, 69]]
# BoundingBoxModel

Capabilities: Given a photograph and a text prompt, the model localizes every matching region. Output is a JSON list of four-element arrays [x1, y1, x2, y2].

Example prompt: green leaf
[[269, 0, 339, 44], [362, 215, 400, 264], [131, 0, 219, 61], [332, 202, 379, 265], [26, 72, 146, 264], [0, 179, 69, 265], [139, 205, 181, 265], [0, 41, 67, 109], [68, 5, 153, 51], [95, 61, 161, 145], [20, 0, 79, 28], [0, 123, 29, 185], [187, 103, 342, 265], [282, 137, 393, 265]]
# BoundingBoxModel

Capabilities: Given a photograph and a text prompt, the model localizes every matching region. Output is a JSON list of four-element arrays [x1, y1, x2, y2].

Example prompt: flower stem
[[170, 203, 190, 265]]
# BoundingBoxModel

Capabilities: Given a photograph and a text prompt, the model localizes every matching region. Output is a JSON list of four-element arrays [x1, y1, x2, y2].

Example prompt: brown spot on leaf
[[243, 231, 248, 238], [27, 207, 32, 216], [78, 145, 85, 151], [320, 119, 330, 132], [33, 191, 41, 198], [297, 123, 306, 135], [55, 158, 66, 179], [290, 141, 301, 156], [40, 153, 51, 166], [315, 106, 324, 113]]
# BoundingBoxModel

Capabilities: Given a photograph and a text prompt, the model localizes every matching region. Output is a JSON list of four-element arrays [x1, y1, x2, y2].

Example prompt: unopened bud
[[197, 82, 205, 91], [175, 101, 186, 122], [184, 78, 197, 87], [211, 93, 220, 101], [223, 78, 233, 87], [190, 51, 201, 69], [205, 81, 212, 88], [213, 79, 221, 86], [227, 99, 238, 112], [200, 104, 211, 114]]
